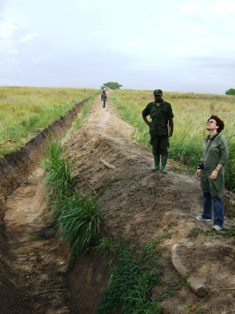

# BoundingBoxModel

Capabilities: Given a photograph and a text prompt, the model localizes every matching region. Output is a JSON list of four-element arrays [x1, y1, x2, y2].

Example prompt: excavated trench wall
[[0, 98, 89, 198], [0, 97, 91, 313]]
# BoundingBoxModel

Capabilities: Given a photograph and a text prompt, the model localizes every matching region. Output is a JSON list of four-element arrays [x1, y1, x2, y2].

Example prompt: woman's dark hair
[[208, 115, 224, 133]]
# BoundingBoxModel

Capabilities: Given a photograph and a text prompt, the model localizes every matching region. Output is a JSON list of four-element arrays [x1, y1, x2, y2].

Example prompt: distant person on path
[[101, 90, 107, 108], [195, 115, 229, 231], [142, 89, 174, 174]]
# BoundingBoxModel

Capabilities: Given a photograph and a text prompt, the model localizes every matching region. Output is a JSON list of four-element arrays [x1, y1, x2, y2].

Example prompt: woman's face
[[206, 118, 219, 132]]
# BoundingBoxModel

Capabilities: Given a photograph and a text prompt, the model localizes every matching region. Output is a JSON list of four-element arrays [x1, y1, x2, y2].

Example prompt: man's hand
[[147, 121, 154, 127], [196, 169, 201, 177], [142, 114, 152, 127], [210, 169, 218, 180]]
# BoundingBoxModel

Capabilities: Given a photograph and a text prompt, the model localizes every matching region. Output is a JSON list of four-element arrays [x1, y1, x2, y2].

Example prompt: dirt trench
[[1, 95, 235, 314], [0, 98, 89, 314], [0, 98, 89, 198], [4, 168, 71, 313]]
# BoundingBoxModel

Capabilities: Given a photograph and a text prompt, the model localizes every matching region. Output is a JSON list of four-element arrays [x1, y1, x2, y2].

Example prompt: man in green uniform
[[142, 89, 174, 174]]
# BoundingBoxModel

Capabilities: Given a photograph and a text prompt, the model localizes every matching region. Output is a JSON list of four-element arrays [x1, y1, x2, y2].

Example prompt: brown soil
[[1, 95, 235, 314]]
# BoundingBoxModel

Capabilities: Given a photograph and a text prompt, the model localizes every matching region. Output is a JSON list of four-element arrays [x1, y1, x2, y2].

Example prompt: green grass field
[[0, 86, 234, 192], [110, 89, 235, 192], [0, 86, 98, 156]]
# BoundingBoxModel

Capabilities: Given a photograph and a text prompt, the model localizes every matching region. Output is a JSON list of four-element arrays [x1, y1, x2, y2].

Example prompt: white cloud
[[212, 0, 235, 14], [181, 1, 201, 14], [18, 33, 38, 44], [0, 0, 235, 93], [0, 20, 19, 39], [0, 20, 20, 59]]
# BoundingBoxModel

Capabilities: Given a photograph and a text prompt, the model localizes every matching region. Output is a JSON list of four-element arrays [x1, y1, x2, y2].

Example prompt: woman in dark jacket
[[195, 115, 229, 231]]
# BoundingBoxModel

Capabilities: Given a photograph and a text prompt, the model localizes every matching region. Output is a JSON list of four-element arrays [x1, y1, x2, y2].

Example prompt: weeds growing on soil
[[187, 227, 229, 238], [96, 240, 161, 314]]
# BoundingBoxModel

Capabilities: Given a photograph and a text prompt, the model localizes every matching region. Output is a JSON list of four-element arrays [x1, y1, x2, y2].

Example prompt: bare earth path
[[4, 168, 70, 314], [3, 95, 235, 314]]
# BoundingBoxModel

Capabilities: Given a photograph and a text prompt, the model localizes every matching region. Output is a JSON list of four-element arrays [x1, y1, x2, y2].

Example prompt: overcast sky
[[0, 0, 235, 94]]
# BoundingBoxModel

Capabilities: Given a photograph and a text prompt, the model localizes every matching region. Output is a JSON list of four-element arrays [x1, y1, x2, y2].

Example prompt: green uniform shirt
[[202, 133, 229, 171], [142, 100, 174, 136], [200, 133, 229, 198]]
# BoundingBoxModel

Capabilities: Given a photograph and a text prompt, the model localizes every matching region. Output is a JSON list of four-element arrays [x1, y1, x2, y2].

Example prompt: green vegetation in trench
[[95, 234, 192, 314], [44, 141, 75, 198], [95, 239, 161, 314], [110, 90, 235, 193], [44, 141, 103, 257]]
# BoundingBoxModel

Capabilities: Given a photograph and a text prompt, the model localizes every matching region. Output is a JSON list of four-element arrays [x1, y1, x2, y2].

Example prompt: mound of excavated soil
[[0, 95, 235, 314]]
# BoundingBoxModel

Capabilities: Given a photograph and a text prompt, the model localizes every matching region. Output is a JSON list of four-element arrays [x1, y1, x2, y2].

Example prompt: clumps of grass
[[169, 140, 202, 170], [44, 141, 75, 198], [225, 142, 235, 193], [193, 227, 235, 238], [51, 195, 103, 257], [96, 240, 161, 314], [44, 141, 103, 257], [74, 97, 95, 129], [156, 278, 188, 302], [222, 228, 235, 237]]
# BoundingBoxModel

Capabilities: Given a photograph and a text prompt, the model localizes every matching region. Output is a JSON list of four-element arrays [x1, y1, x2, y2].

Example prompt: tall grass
[[44, 141, 75, 198], [0, 86, 98, 155], [44, 141, 103, 257], [50, 195, 103, 256], [111, 90, 235, 192]]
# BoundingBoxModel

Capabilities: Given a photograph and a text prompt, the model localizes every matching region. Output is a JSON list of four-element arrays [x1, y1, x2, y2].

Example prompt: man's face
[[154, 94, 162, 102]]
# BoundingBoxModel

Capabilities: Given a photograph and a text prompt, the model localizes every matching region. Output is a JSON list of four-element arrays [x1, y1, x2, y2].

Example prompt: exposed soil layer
[[0, 95, 235, 314], [4, 168, 70, 313], [0, 98, 89, 197]]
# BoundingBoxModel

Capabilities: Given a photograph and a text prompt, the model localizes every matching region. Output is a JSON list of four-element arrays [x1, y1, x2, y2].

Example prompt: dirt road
[[3, 95, 235, 313]]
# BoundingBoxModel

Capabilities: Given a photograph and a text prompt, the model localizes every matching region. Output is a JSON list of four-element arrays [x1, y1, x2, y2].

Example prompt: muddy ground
[[1, 95, 235, 314]]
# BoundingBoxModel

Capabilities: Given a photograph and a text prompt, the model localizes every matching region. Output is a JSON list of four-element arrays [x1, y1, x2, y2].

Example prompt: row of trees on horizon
[[100, 82, 235, 96]]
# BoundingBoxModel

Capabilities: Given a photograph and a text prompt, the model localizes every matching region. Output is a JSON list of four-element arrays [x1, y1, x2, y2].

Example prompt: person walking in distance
[[142, 89, 174, 174], [195, 115, 229, 231], [101, 90, 107, 108]]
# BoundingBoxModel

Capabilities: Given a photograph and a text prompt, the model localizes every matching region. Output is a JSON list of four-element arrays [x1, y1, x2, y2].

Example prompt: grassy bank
[[0, 86, 98, 156], [110, 89, 235, 192], [44, 141, 163, 313]]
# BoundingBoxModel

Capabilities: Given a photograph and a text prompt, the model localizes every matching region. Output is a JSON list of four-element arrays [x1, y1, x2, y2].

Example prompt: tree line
[[101, 82, 122, 90], [225, 88, 235, 95], [101, 82, 235, 96]]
